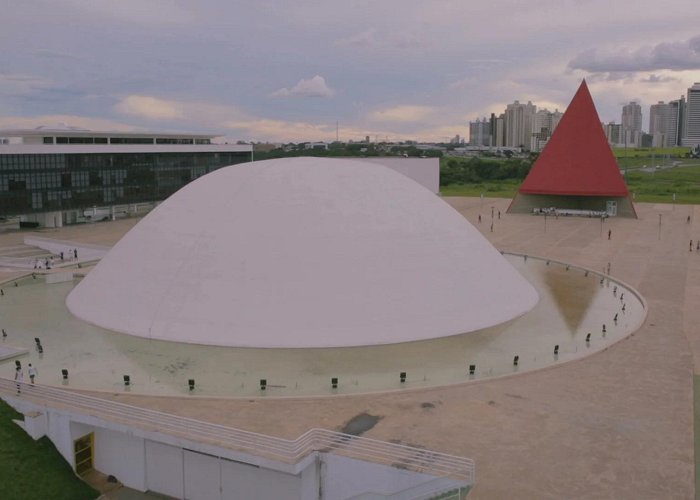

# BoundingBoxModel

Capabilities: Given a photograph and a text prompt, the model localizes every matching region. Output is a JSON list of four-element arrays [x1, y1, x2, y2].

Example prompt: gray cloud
[[640, 74, 678, 83], [569, 36, 700, 72]]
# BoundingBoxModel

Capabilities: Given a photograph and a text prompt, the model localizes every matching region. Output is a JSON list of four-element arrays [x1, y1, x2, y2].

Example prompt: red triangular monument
[[508, 80, 636, 217]]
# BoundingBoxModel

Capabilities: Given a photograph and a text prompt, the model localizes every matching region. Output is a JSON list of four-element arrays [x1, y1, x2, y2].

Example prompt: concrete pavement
[[1, 200, 698, 499]]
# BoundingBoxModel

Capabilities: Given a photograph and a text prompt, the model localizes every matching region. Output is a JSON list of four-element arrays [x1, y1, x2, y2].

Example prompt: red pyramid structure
[[508, 80, 636, 217]]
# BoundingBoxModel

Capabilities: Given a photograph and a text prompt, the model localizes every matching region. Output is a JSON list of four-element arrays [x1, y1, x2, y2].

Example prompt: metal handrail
[[0, 379, 474, 483]]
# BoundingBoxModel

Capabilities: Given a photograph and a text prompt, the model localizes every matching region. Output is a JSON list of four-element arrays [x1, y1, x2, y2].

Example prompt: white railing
[[0, 379, 474, 485]]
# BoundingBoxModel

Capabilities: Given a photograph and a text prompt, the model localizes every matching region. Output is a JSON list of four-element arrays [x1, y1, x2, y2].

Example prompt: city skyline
[[1, 0, 700, 143]]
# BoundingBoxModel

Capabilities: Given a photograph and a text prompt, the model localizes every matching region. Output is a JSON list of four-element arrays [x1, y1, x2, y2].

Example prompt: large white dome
[[67, 157, 538, 348]]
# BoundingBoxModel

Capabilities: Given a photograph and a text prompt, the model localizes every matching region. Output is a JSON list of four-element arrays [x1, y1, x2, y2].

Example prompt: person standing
[[608, 229, 612, 240], [28, 364, 37, 384], [15, 366, 23, 394], [73, 248, 78, 259]]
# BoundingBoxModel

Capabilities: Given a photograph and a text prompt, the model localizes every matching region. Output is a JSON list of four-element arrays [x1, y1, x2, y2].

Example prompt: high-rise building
[[504, 101, 536, 149], [649, 102, 668, 147], [605, 122, 622, 146], [682, 83, 700, 147], [648, 100, 686, 148], [468, 118, 491, 146], [530, 108, 563, 151], [668, 96, 686, 147], [490, 113, 505, 147], [621, 102, 642, 146]]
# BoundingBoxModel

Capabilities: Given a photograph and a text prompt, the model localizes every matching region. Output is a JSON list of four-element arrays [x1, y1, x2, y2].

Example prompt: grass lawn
[[440, 181, 520, 198], [440, 164, 700, 204], [612, 146, 690, 158], [0, 399, 99, 500], [625, 165, 700, 204]]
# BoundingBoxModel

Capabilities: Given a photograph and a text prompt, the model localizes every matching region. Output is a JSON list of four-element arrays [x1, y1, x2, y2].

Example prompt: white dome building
[[67, 157, 538, 348]]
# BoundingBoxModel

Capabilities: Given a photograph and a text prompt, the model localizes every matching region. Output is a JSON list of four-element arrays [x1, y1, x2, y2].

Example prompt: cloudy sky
[[1, 0, 699, 143]]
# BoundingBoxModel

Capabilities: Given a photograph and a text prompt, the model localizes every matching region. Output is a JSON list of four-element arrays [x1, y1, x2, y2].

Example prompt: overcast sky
[[1, 0, 699, 143]]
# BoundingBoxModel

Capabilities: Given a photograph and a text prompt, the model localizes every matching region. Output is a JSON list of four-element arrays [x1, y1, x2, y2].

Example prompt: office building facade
[[0, 127, 252, 226]]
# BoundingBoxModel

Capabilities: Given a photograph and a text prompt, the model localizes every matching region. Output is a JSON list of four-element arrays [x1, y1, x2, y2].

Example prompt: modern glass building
[[0, 127, 252, 226]]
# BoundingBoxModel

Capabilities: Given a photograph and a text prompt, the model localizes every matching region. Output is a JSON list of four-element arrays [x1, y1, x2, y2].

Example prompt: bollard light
[[188, 379, 195, 391], [260, 379, 267, 391], [399, 372, 406, 383], [331, 377, 338, 389], [123, 375, 130, 386]]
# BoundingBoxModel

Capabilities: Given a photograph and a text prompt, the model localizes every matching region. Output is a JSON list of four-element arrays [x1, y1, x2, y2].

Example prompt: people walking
[[28, 364, 37, 384]]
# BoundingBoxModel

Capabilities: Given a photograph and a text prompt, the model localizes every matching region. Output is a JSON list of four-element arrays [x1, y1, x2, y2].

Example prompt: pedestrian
[[28, 364, 37, 384], [608, 229, 611, 240], [74, 248, 78, 259], [60, 251, 64, 261], [15, 366, 23, 394], [478, 214, 481, 224], [2, 328, 6, 338], [498, 210, 501, 219], [688, 215, 691, 224]]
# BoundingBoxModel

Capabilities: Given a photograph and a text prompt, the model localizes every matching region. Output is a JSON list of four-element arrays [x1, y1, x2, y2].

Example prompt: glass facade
[[0, 151, 250, 214]]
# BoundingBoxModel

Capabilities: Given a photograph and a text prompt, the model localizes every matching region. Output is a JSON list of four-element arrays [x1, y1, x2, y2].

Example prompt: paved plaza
[[1, 197, 699, 498]]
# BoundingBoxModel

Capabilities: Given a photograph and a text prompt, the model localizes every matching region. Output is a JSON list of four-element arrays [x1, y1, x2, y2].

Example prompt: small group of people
[[32, 248, 79, 270], [14, 363, 37, 394]]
